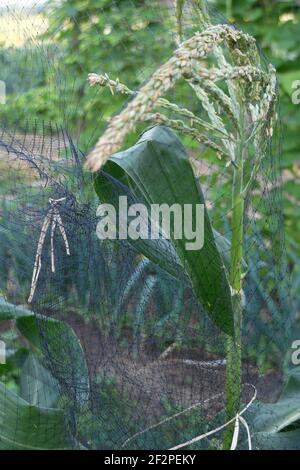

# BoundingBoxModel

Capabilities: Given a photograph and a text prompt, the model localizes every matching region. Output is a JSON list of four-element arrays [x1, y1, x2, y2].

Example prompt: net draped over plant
[[0, 0, 295, 451]]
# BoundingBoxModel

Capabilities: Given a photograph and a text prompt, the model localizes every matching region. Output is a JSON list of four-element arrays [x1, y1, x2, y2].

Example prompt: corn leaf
[[95, 126, 234, 335]]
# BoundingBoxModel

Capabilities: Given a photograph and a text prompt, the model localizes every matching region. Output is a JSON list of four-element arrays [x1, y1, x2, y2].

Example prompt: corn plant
[[0, 296, 89, 449], [86, 0, 277, 448]]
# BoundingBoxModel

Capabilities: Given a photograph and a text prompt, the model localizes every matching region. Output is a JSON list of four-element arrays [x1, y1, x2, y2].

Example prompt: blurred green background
[[0, 0, 299, 300], [0, 1, 299, 449]]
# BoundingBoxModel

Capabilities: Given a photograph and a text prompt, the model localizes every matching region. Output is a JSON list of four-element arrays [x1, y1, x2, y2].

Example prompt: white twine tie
[[121, 384, 256, 451], [28, 197, 70, 303], [170, 385, 256, 451]]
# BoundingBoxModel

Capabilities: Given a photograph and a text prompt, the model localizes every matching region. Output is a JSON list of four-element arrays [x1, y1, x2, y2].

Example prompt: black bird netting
[[0, 0, 296, 451]]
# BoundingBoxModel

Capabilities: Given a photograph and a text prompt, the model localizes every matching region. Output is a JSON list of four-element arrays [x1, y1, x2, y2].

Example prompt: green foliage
[[0, 292, 90, 406], [245, 367, 300, 450], [0, 383, 70, 450], [95, 125, 234, 335], [1, 0, 299, 254], [215, 0, 300, 248], [0, 0, 299, 450], [2, 86, 64, 130], [43, 0, 174, 147], [20, 353, 60, 408], [252, 367, 300, 433], [0, 47, 48, 94], [1, 0, 299, 250], [0, 1, 174, 147], [17, 312, 90, 405], [0, 296, 89, 449], [0, 303, 69, 448], [78, 374, 208, 450]]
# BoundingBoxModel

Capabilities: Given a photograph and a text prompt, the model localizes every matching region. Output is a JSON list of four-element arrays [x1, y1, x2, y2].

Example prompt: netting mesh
[[0, 0, 292, 451]]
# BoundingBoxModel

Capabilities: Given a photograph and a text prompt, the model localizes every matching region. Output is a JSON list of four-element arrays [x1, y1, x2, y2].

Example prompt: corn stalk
[[86, 0, 277, 450]]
